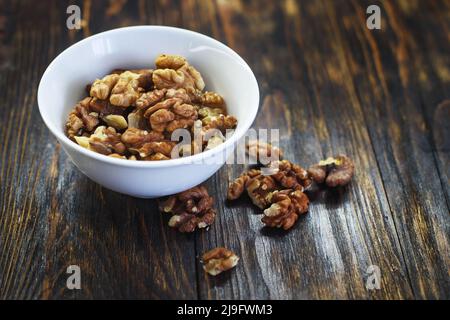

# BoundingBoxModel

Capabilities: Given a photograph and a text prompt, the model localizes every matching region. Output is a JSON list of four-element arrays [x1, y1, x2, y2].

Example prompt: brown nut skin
[[66, 97, 99, 138], [158, 186, 216, 233], [135, 88, 166, 109], [201, 91, 225, 108], [245, 174, 278, 209], [109, 71, 142, 107], [136, 141, 176, 158], [149, 109, 176, 132], [166, 88, 192, 103], [155, 54, 187, 69], [121, 128, 164, 148], [89, 98, 127, 117], [143, 97, 179, 118], [227, 169, 263, 200], [201, 247, 239, 276], [308, 155, 355, 187], [65, 54, 236, 161], [262, 189, 309, 230], [88, 126, 127, 156], [153, 54, 205, 92], [90, 74, 120, 100], [269, 160, 312, 192]]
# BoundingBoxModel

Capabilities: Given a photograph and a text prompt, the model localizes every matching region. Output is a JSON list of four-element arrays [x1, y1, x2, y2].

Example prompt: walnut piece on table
[[227, 160, 312, 230], [262, 189, 309, 230], [308, 155, 355, 187], [269, 160, 312, 192], [158, 186, 216, 232], [201, 247, 239, 276]]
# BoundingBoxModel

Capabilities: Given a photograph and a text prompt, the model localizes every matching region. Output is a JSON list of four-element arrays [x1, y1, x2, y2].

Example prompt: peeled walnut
[[149, 109, 175, 132], [201, 91, 225, 108], [155, 54, 187, 69], [133, 141, 176, 158], [121, 128, 164, 148], [158, 186, 216, 232], [246, 174, 279, 209], [269, 160, 312, 192], [75, 126, 126, 156], [153, 54, 205, 93], [201, 247, 239, 276], [109, 71, 142, 107], [90, 74, 120, 100], [147, 100, 198, 134], [227, 169, 263, 200], [203, 114, 237, 132], [198, 106, 224, 120], [135, 88, 166, 109], [65, 97, 99, 138], [165, 88, 192, 103], [143, 97, 179, 118], [262, 189, 309, 230], [64, 54, 236, 161], [308, 155, 354, 187], [227, 169, 277, 209]]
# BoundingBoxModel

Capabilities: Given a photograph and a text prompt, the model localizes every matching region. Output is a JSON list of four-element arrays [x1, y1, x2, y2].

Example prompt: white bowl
[[38, 26, 259, 198]]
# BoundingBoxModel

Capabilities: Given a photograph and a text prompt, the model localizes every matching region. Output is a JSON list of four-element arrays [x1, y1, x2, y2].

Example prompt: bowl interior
[[38, 26, 259, 160]]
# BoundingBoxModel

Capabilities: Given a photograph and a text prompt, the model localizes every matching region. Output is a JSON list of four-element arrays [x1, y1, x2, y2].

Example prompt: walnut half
[[158, 186, 216, 232], [201, 247, 239, 276], [307, 155, 355, 187]]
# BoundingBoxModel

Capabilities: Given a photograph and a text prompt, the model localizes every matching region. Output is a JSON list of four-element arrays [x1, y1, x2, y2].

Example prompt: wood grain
[[0, 0, 448, 299]]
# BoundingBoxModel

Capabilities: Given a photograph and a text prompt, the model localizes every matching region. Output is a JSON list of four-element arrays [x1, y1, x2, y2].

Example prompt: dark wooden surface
[[0, 0, 449, 300]]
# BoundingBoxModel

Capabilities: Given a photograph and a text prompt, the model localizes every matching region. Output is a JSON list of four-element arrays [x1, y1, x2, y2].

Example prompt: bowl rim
[[37, 25, 259, 168]]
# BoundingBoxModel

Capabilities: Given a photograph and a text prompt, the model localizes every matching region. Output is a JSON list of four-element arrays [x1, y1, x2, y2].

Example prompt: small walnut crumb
[[262, 189, 309, 230], [308, 155, 354, 187], [201, 247, 239, 276], [158, 186, 216, 232]]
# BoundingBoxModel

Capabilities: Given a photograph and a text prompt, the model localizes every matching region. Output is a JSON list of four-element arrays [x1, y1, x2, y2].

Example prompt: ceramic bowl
[[38, 26, 259, 198]]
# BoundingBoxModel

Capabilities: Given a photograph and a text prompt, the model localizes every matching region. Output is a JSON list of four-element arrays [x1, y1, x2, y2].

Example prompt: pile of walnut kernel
[[158, 141, 355, 276], [65, 54, 237, 160], [228, 145, 355, 230]]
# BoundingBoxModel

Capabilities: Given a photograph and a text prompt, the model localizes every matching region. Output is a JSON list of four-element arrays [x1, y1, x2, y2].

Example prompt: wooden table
[[0, 0, 448, 300]]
